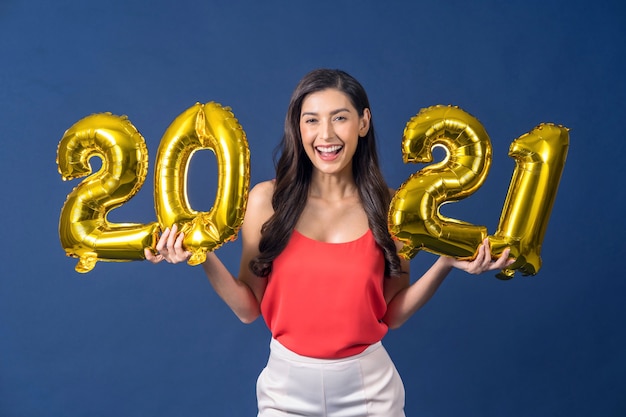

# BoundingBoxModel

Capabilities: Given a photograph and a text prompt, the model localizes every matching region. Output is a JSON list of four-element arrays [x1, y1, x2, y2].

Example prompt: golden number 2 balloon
[[388, 105, 492, 260], [488, 124, 569, 279], [154, 102, 250, 266], [57, 113, 159, 273]]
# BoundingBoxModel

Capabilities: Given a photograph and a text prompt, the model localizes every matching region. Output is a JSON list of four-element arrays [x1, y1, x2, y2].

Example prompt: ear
[[359, 108, 371, 137]]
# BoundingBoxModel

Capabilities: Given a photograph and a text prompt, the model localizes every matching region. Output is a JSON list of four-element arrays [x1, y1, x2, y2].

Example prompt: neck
[[309, 170, 358, 201]]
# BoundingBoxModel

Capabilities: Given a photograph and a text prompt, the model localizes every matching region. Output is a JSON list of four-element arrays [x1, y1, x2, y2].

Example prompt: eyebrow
[[301, 108, 352, 117]]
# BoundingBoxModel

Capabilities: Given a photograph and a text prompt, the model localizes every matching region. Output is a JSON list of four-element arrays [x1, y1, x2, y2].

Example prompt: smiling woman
[[299, 88, 371, 177], [145, 68, 513, 416], [2, 0, 623, 415]]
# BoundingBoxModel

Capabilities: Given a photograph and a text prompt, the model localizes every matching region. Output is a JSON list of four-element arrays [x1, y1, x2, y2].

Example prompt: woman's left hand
[[443, 238, 515, 275]]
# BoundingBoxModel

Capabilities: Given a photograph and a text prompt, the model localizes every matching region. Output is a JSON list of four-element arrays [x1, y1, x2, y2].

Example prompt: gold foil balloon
[[57, 113, 159, 273], [389, 105, 492, 260], [154, 102, 250, 266], [488, 124, 569, 279]]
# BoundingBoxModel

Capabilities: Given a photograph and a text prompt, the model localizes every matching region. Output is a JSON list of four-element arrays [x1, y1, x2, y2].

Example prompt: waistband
[[269, 338, 383, 365]]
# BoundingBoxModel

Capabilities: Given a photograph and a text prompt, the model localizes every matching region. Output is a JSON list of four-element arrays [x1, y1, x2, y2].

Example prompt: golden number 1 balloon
[[488, 124, 569, 279], [56, 113, 159, 273], [154, 102, 250, 266], [388, 105, 492, 260]]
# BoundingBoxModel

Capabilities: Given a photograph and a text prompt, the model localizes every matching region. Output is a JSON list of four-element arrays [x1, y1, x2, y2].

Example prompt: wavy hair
[[250, 69, 402, 278]]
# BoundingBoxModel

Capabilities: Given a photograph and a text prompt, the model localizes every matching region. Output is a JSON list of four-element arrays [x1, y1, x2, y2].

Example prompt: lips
[[315, 145, 343, 159]]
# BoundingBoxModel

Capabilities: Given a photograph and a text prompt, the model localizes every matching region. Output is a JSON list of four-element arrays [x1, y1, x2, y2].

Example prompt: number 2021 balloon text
[[57, 103, 567, 278]]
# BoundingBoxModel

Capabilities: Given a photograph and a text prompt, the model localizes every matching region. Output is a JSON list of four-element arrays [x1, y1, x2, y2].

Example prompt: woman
[[146, 69, 513, 416]]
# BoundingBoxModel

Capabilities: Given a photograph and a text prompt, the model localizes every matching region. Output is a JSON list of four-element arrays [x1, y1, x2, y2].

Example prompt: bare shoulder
[[250, 180, 275, 200], [247, 180, 275, 212], [242, 180, 275, 235]]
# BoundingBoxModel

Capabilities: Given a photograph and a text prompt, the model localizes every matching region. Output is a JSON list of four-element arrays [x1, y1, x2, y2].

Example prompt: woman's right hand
[[144, 223, 192, 264]]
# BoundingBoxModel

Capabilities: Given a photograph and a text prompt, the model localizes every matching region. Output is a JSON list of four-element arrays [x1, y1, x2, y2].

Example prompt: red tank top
[[260, 229, 388, 359]]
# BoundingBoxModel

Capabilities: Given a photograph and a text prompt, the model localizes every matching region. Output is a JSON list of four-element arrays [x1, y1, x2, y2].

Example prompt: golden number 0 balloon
[[488, 124, 569, 279], [154, 102, 250, 266], [56, 113, 159, 273], [388, 105, 492, 260]]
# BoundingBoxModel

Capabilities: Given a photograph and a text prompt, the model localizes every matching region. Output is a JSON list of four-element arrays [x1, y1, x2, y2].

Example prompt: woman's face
[[299, 88, 370, 177]]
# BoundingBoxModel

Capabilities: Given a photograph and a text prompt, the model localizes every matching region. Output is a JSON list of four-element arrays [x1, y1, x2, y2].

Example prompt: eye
[[303, 117, 317, 124]]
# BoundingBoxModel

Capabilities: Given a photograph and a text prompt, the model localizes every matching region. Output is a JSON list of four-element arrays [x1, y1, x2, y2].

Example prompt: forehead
[[301, 88, 355, 113]]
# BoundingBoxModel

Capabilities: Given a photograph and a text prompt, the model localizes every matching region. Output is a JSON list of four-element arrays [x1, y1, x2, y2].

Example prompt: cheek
[[340, 125, 361, 142], [299, 125, 312, 142], [300, 129, 316, 146]]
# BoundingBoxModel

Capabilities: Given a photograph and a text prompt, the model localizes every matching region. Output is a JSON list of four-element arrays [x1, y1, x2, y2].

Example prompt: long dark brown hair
[[250, 69, 402, 278]]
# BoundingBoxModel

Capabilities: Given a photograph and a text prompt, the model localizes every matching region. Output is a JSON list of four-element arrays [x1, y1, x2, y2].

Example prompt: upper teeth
[[316, 145, 342, 152]]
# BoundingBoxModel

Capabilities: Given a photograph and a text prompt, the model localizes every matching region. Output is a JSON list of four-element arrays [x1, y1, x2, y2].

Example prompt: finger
[[173, 232, 191, 260], [156, 227, 170, 253], [166, 224, 178, 250], [484, 239, 498, 267], [474, 240, 489, 267], [144, 247, 162, 264], [490, 248, 515, 270], [173, 230, 184, 250]]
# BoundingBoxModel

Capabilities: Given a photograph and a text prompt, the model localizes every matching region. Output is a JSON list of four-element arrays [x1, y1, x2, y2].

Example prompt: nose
[[319, 118, 335, 140]]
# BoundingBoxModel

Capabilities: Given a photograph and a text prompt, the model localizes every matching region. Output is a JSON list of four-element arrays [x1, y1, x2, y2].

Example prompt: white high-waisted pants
[[256, 339, 405, 417]]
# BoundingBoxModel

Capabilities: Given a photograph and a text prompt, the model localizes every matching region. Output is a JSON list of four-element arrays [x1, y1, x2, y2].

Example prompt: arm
[[201, 181, 274, 323], [383, 239, 513, 329], [145, 181, 275, 324]]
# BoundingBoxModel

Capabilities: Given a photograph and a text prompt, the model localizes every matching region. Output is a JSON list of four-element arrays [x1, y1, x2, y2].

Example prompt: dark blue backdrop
[[1, 0, 624, 416]]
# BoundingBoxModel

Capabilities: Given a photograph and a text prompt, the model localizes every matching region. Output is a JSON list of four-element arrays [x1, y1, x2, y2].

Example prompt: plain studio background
[[1, 1, 624, 416]]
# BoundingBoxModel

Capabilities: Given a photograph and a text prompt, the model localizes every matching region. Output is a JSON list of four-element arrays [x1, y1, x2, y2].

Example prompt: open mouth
[[315, 145, 343, 159]]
